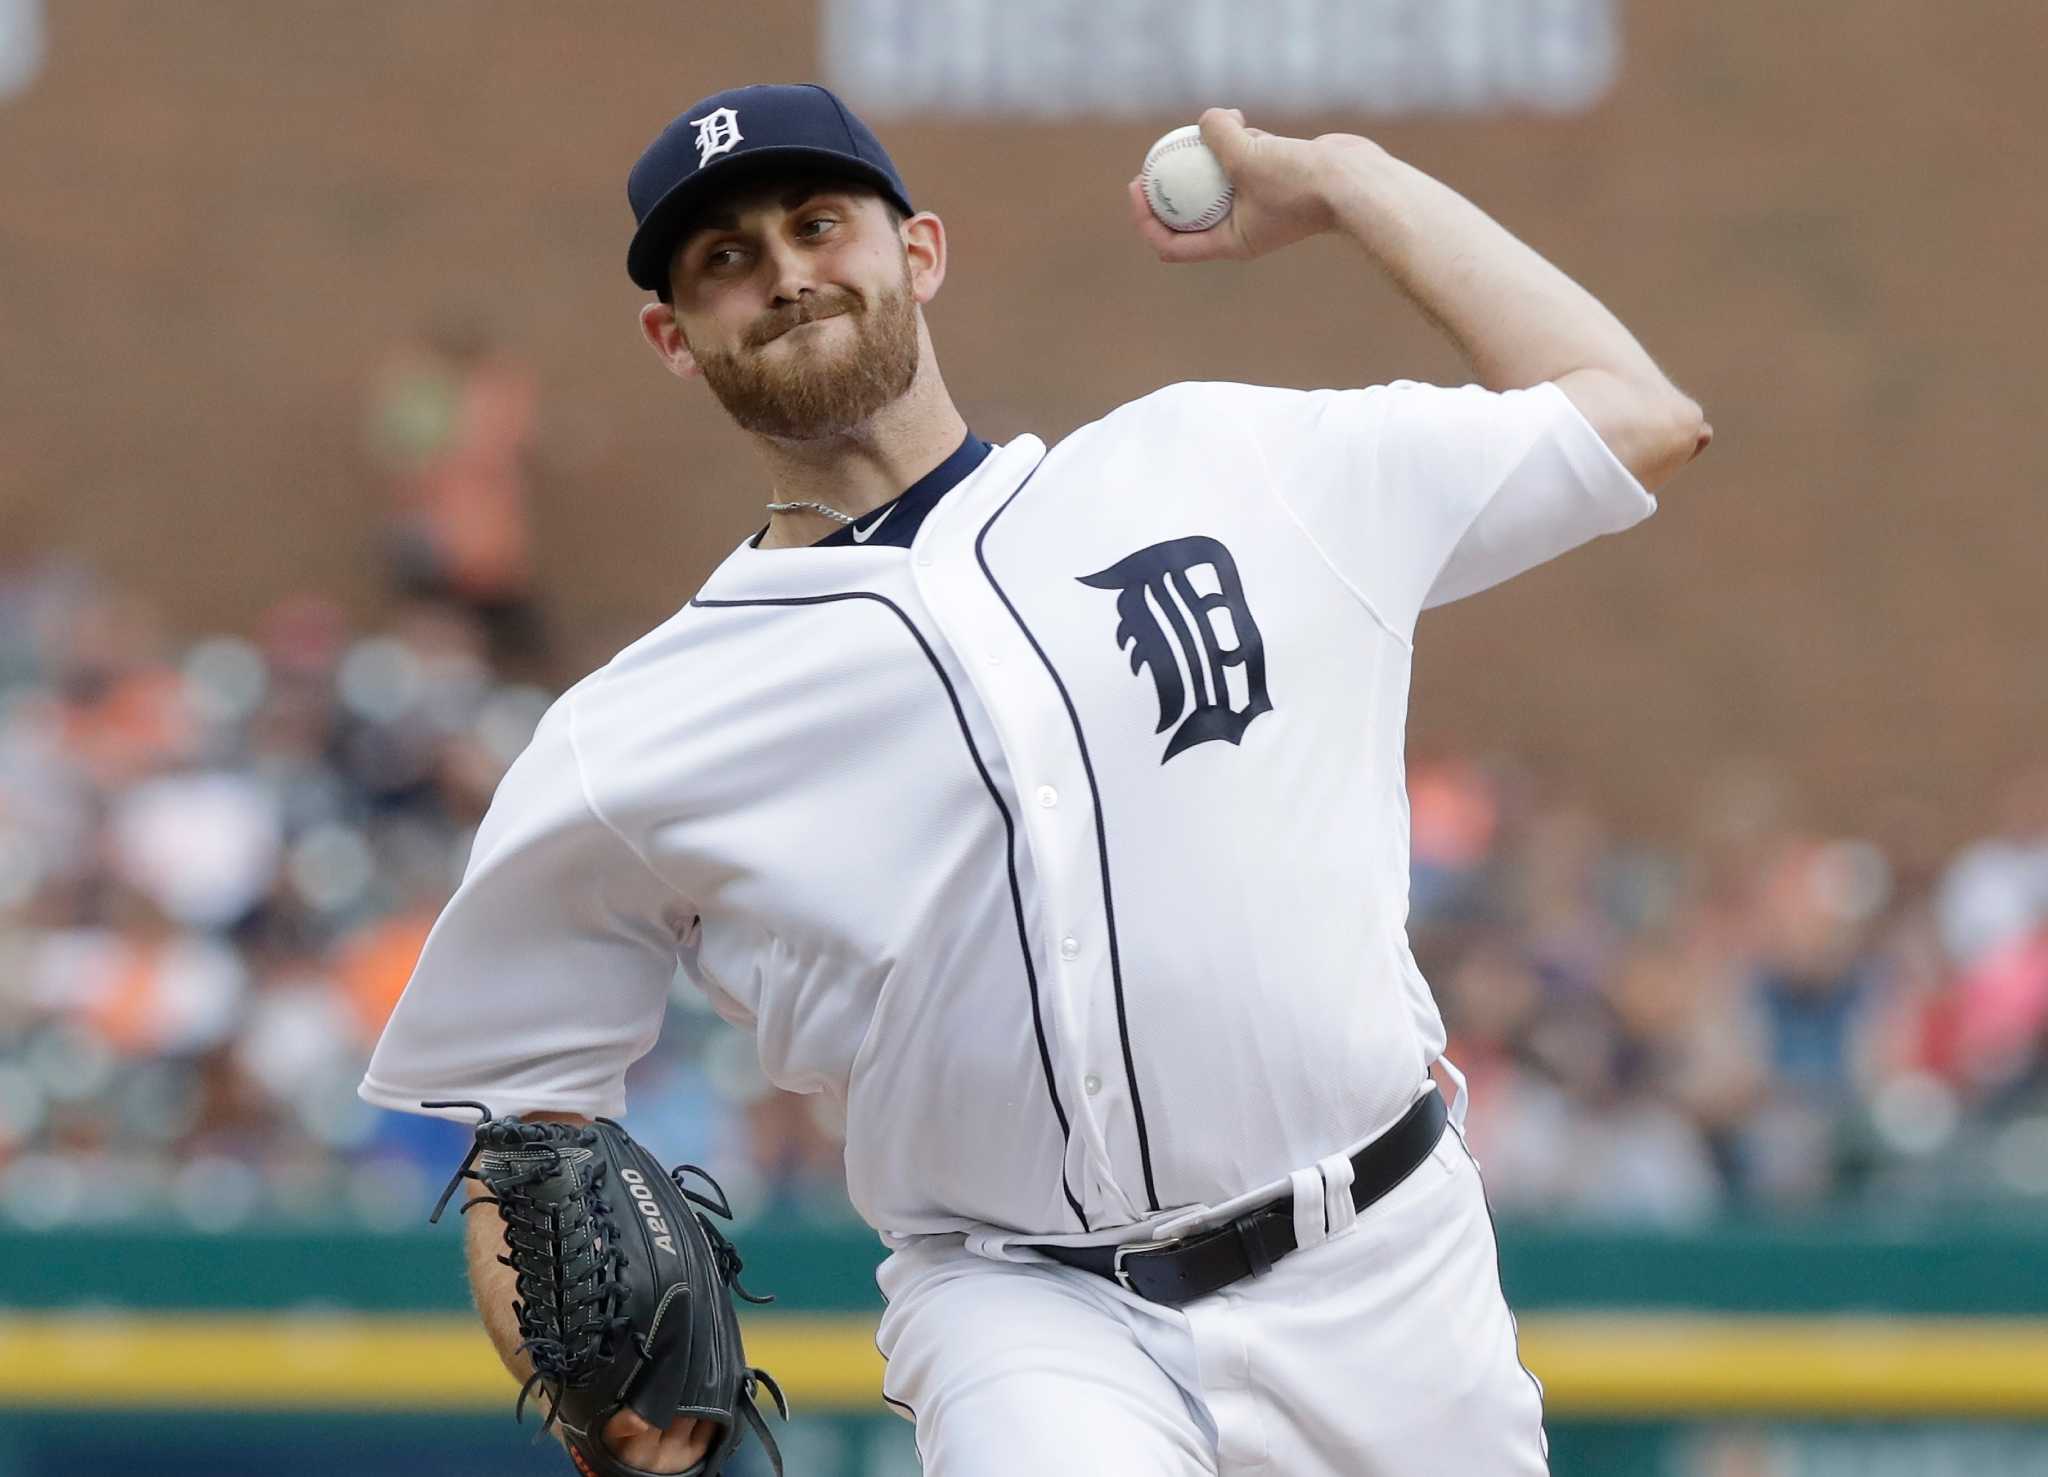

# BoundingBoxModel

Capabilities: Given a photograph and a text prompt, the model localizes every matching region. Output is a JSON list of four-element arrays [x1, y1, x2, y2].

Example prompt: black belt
[[1031, 1088, 1448, 1306]]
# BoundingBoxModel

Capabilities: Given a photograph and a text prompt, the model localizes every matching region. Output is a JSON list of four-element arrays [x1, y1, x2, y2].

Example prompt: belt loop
[[1436, 1057, 1470, 1135], [1288, 1167, 1326, 1251], [1317, 1151, 1358, 1237]]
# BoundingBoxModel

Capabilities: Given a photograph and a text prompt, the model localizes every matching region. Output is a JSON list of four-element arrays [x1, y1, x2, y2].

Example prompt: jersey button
[[1083, 1074, 1103, 1096], [1036, 786, 1058, 809], [1059, 936, 1079, 960]]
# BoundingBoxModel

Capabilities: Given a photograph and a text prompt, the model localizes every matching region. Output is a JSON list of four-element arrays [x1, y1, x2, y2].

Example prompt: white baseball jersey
[[359, 378, 1652, 1246]]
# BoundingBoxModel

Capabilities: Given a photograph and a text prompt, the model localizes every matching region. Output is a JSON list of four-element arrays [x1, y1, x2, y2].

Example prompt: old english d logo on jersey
[[1079, 535, 1274, 763]]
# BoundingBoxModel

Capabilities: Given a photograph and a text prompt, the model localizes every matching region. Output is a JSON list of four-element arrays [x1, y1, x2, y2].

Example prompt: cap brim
[[627, 147, 912, 292]]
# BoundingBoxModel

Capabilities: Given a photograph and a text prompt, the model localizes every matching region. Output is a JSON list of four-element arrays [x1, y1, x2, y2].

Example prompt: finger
[[1126, 178, 1186, 256], [1197, 106, 1253, 167], [601, 1411, 709, 1473], [658, 1418, 713, 1468], [607, 1408, 656, 1440], [615, 1429, 660, 1466], [1127, 176, 1228, 264], [602, 1409, 661, 1469], [1126, 176, 1154, 231]]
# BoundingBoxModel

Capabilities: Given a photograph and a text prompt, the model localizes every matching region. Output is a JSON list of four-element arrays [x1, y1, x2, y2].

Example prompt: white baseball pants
[[875, 1126, 1548, 1476]]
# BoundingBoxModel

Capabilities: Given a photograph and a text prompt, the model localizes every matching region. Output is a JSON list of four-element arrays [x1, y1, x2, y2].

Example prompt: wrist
[[1315, 137, 1412, 251]]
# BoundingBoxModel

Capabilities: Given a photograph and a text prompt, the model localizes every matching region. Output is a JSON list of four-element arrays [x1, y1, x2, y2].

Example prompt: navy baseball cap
[[627, 83, 915, 295]]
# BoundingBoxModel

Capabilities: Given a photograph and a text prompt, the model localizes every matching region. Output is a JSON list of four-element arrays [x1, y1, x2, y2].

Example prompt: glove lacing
[[426, 1105, 639, 1439], [668, 1162, 776, 1308]]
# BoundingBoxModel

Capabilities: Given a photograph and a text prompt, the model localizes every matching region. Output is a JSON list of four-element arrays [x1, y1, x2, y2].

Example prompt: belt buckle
[[1110, 1235, 1181, 1294]]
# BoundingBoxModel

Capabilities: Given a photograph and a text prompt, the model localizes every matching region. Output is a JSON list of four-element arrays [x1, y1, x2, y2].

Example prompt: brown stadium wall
[[2, 1, 2044, 841]]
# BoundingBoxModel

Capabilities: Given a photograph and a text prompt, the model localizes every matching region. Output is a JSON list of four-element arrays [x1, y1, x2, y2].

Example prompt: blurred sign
[[0, 0, 42, 100], [1668, 1424, 2048, 1477], [823, 0, 1618, 118]]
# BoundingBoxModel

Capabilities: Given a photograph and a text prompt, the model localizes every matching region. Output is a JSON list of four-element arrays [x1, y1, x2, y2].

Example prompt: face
[[648, 178, 931, 441]]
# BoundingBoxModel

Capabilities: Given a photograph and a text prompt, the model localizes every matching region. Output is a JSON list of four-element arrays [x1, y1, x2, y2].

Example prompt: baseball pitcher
[[363, 83, 1711, 1476]]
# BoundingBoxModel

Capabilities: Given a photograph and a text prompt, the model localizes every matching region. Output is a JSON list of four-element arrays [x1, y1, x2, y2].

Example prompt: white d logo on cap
[[690, 107, 743, 167]]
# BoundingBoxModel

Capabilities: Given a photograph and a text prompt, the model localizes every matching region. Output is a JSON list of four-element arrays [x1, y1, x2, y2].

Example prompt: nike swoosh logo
[[850, 504, 898, 543]]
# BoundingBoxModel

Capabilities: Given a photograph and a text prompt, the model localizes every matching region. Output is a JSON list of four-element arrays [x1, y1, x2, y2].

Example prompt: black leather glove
[[427, 1104, 787, 1477]]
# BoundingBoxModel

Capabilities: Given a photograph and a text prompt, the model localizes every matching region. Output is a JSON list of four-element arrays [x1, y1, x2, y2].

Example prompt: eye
[[798, 214, 837, 239], [703, 245, 746, 271]]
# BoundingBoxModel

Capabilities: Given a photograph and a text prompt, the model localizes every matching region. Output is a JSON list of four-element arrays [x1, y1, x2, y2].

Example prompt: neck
[[752, 348, 967, 550]]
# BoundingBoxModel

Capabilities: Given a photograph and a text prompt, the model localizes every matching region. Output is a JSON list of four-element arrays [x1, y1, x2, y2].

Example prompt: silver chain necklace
[[764, 499, 858, 526]]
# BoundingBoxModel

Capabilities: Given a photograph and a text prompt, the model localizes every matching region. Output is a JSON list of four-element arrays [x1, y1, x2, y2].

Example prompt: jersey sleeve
[[1241, 378, 1656, 637], [357, 680, 689, 1123]]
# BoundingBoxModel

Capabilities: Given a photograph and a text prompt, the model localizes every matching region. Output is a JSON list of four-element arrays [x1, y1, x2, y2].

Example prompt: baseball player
[[361, 83, 1709, 1475]]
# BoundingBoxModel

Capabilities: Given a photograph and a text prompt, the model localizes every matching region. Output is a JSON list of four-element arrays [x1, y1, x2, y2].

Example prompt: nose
[[761, 232, 819, 307]]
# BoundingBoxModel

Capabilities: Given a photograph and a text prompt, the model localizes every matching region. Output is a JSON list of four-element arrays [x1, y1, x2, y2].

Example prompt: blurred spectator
[[26, 881, 248, 1059], [1736, 838, 1891, 1204], [1407, 750, 1499, 919], [331, 826, 454, 1048], [1935, 769, 2048, 969], [0, 522, 88, 690], [366, 319, 547, 670], [35, 587, 195, 787]]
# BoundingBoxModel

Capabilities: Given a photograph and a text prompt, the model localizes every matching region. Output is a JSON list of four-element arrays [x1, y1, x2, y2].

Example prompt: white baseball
[[1140, 125, 1233, 233]]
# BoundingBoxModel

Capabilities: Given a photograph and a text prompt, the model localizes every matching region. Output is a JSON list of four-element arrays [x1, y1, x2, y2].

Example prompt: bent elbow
[[1556, 368, 1711, 493], [1634, 391, 1711, 492], [1670, 391, 1711, 463]]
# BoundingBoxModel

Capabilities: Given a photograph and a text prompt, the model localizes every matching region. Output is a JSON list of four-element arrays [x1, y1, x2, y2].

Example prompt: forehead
[[680, 173, 883, 246]]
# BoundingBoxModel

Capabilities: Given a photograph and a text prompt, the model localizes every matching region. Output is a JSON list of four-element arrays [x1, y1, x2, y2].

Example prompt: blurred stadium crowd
[[1, 542, 2044, 1233]]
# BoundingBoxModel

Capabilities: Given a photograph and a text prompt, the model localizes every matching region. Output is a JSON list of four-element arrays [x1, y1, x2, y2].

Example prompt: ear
[[637, 301, 701, 380], [901, 211, 947, 306]]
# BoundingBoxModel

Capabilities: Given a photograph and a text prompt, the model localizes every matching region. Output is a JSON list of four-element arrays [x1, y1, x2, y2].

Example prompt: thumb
[[1197, 107, 1253, 167], [607, 1408, 657, 1440]]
